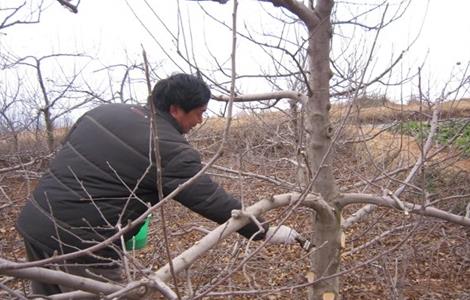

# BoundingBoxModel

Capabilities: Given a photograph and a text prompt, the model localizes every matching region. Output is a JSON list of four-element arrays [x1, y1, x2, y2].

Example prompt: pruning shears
[[295, 235, 315, 252]]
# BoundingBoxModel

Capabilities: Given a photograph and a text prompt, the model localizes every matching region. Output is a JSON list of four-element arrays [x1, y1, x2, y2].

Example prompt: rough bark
[[303, 1, 341, 299]]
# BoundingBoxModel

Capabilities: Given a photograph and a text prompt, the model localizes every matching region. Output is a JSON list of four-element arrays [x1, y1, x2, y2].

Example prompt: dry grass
[[0, 128, 69, 156], [345, 125, 470, 176], [200, 110, 288, 132]]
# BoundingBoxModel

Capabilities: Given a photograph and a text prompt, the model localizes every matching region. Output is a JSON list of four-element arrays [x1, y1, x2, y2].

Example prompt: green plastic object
[[125, 216, 150, 250]]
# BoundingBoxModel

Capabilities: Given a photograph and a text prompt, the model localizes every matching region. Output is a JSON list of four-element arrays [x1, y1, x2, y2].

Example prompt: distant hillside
[[201, 98, 470, 131]]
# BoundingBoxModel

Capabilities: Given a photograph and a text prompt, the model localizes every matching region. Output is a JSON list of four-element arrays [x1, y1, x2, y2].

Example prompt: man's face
[[169, 105, 207, 133]]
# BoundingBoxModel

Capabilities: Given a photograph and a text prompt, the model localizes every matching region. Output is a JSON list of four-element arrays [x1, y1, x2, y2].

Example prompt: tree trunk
[[304, 0, 341, 299], [36, 60, 55, 152], [43, 108, 55, 152]]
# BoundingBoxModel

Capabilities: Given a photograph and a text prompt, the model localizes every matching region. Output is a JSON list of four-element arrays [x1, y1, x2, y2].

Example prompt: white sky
[[1, 0, 470, 117]]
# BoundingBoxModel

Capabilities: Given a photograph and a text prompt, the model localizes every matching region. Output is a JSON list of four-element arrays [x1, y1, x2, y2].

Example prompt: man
[[16, 73, 299, 296]]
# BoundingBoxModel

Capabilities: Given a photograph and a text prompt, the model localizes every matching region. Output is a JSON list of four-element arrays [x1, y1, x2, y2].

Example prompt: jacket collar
[[156, 109, 184, 134]]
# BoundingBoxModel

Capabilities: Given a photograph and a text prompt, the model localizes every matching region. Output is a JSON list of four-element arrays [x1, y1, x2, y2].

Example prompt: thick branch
[[0, 258, 122, 295], [337, 193, 470, 227], [0, 258, 177, 300], [263, 0, 319, 30], [213, 90, 306, 104], [153, 192, 330, 282]]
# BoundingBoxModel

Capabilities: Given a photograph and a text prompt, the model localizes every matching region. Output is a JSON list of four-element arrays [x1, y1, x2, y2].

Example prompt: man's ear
[[169, 105, 180, 119]]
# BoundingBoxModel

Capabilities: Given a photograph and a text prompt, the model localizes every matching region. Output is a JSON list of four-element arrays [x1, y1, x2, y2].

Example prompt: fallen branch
[[0, 153, 54, 174]]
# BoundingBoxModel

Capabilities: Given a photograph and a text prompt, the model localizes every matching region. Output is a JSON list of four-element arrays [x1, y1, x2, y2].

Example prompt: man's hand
[[265, 225, 299, 244]]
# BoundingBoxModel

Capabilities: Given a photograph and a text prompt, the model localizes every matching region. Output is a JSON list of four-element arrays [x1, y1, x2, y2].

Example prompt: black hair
[[151, 73, 211, 112]]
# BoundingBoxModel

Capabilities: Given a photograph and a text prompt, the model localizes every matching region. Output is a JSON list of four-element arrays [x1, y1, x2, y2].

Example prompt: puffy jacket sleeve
[[163, 147, 266, 240]]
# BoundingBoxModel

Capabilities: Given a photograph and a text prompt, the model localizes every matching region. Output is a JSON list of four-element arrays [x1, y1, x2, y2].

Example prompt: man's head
[[151, 73, 210, 133]]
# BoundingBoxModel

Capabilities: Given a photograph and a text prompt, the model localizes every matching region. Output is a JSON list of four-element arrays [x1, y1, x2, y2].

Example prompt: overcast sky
[[2, 0, 469, 114]]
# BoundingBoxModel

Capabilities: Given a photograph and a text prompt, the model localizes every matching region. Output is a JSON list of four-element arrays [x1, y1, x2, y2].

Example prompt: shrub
[[354, 93, 392, 108], [395, 119, 470, 157]]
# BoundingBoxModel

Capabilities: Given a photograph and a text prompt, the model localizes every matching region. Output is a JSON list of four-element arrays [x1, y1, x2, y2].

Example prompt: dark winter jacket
[[16, 103, 265, 264]]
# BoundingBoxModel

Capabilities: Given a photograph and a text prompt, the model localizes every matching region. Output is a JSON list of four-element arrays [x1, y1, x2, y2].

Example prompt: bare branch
[[337, 193, 470, 227], [213, 90, 306, 104], [0, 258, 123, 295], [0, 1, 44, 30], [55, 0, 79, 13]]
